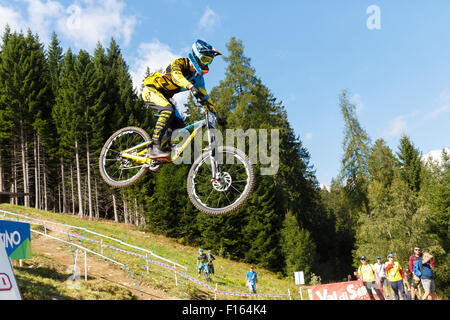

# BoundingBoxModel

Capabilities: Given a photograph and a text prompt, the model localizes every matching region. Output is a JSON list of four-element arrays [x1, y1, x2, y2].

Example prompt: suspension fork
[[205, 113, 220, 180]]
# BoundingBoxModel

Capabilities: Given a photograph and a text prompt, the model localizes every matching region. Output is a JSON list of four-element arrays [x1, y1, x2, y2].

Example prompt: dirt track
[[31, 233, 182, 300]]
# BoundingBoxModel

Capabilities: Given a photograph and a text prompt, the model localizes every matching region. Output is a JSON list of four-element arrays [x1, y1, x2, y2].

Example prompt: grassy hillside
[[1, 204, 303, 300]]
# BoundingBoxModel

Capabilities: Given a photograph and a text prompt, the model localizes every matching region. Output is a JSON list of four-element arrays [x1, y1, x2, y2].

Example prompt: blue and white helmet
[[188, 39, 222, 75]]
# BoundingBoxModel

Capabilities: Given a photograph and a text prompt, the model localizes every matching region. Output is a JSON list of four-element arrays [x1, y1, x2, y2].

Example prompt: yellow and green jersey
[[357, 264, 376, 282], [143, 57, 217, 114], [385, 261, 404, 282]]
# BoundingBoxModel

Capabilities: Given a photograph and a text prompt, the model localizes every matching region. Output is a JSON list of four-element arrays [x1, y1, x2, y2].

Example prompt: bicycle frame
[[120, 109, 220, 178]]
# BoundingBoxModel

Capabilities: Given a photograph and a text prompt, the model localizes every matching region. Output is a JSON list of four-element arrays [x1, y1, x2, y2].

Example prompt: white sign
[[0, 238, 22, 300], [294, 271, 305, 285]]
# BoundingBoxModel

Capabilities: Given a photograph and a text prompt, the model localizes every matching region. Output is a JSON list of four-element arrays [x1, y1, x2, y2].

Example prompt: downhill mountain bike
[[99, 101, 254, 216]]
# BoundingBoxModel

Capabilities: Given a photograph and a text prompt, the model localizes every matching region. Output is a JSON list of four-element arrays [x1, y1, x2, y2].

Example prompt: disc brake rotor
[[212, 172, 232, 191]]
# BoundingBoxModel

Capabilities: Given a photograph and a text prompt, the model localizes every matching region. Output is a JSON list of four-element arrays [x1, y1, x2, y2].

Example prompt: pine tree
[[397, 135, 422, 193], [368, 138, 396, 187], [280, 211, 315, 278], [420, 149, 450, 298], [205, 37, 325, 273], [47, 32, 63, 98], [339, 89, 371, 216], [0, 29, 51, 207], [240, 175, 284, 270]]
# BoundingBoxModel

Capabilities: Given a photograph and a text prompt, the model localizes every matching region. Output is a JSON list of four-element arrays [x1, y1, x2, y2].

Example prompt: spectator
[[404, 269, 413, 300], [347, 274, 353, 282], [385, 253, 408, 300], [246, 266, 258, 294], [409, 246, 428, 300], [374, 256, 390, 299], [196, 248, 208, 278], [356, 256, 385, 300], [207, 250, 216, 276], [414, 252, 436, 300]]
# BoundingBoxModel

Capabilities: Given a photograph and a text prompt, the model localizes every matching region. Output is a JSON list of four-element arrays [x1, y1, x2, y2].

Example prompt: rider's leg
[[142, 86, 174, 158]]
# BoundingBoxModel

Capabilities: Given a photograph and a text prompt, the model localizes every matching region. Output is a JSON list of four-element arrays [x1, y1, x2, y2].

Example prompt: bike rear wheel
[[187, 146, 254, 216], [99, 126, 150, 188]]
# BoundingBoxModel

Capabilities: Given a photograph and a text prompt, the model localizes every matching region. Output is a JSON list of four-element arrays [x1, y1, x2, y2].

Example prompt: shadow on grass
[[14, 266, 74, 300]]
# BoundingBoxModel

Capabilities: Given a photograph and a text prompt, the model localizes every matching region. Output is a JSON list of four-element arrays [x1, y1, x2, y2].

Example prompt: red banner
[[307, 281, 371, 300]]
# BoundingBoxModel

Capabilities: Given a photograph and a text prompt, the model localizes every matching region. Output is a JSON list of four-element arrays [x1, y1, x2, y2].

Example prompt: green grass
[[13, 253, 137, 300], [1, 204, 304, 300]]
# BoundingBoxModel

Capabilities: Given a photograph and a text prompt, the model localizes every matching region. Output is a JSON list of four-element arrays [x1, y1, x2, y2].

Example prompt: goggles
[[200, 55, 213, 65]]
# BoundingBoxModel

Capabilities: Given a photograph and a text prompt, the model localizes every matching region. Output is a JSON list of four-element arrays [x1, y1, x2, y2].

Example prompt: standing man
[[414, 252, 436, 300], [196, 248, 208, 278], [246, 266, 258, 294], [409, 246, 433, 300], [374, 256, 390, 299], [385, 253, 408, 300], [207, 250, 216, 276], [356, 256, 385, 300]]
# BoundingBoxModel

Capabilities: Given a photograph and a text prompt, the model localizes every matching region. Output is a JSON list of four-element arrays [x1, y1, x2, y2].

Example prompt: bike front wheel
[[187, 146, 254, 216], [99, 126, 150, 188]]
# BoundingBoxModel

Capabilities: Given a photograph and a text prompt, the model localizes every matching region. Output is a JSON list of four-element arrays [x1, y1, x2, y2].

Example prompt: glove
[[190, 86, 207, 104], [216, 117, 228, 127]]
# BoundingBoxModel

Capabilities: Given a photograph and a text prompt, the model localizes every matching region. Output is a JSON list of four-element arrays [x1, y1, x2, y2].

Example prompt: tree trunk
[[43, 153, 48, 211], [58, 183, 61, 213], [86, 135, 93, 220], [0, 152, 3, 192], [70, 164, 75, 214], [13, 143, 17, 205], [123, 198, 128, 224], [134, 198, 139, 227], [75, 139, 83, 217], [20, 121, 29, 207], [140, 203, 146, 228], [34, 136, 38, 208], [60, 157, 67, 213], [37, 135, 41, 209], [113, 194, 118, 223], [95, 179, 99, 220]]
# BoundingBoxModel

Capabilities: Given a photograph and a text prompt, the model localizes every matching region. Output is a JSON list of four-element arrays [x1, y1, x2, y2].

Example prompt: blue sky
[[1, 0, 449, 187]]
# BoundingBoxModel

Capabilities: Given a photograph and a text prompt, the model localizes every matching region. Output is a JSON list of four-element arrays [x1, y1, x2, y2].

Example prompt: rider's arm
[[170, 58, 192, 90], [194, 77, 220, 116]]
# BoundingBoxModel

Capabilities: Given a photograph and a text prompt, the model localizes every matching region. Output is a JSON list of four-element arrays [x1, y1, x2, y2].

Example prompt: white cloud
[[386, 115, 407, 138], [0, 0, 136, 49], [197, 7, 219, 30], [305, 132, 313, 140], [129, 39, 191, 111], [56, 0, 136, 50], [385, 110, 420, 138], [25, 0, 64, 43], [422, 147, 450, 165], [351, 93, 365, 115], [430, 105, 450, 118], [0, 2, 25, 32], [429, 89, 450, 119], [130, 39, 182, 92]]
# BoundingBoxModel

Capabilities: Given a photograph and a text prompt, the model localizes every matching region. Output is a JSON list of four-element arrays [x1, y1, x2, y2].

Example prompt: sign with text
[[0, 220, 32, 259], [294, 271, 305, 285], [307, 280, 370, 300], [0, 238, 22, 300]]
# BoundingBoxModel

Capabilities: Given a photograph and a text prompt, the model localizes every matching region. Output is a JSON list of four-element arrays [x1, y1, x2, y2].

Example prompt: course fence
[[0, 209, 291, 300]]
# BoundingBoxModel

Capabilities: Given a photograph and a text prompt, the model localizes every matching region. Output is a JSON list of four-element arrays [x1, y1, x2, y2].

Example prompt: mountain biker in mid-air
[[142, 39, 227, 159], [196, 248, 209, 278]]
